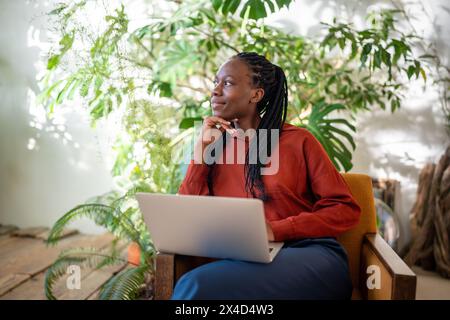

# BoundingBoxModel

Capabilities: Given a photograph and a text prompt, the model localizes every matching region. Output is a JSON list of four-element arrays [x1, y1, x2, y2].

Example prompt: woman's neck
[[233, 114, 261, 132]]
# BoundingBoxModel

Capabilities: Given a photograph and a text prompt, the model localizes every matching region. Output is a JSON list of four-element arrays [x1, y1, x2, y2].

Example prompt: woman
[[172, 52, 361, 300]]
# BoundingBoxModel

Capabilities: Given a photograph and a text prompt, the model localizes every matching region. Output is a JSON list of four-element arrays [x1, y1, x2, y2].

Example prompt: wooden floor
[[3, 225, 449, 300], [0, 224, 130, 300], [412, 266, 450, 300]]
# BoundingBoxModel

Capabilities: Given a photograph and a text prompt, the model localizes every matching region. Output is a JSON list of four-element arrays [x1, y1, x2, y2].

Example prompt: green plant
[[40, 0, 442, 299], [44, 186, 155, 299]]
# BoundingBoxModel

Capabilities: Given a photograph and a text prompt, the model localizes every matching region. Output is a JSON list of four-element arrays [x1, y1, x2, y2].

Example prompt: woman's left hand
[[266, 221, 275, 241]]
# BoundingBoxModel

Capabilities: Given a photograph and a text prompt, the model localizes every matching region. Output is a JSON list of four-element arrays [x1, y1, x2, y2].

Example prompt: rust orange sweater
[[178, 123, 361, 242]]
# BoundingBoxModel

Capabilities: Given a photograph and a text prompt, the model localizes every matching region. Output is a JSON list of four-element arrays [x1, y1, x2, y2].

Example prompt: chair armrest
[[360, 233, 416, 300], [154, 253, 175, 300], [154, 253, 217, 300]]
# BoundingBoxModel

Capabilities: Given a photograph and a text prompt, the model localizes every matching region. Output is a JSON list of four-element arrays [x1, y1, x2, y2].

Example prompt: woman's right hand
[[199, 116, 237, 147], [193, 116, 237, 164]]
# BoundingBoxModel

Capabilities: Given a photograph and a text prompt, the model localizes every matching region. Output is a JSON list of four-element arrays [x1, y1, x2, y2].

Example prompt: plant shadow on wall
[[355, 104, 446, 179], [38, 0, 447, 299]]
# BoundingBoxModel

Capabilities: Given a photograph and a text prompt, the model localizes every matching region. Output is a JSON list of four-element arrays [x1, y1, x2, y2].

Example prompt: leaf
[[60, 33, 74, 49], [94, 76, 104, 92], [67, 79, 80, 99], [45, 204, 141, 246], [212, 1, 294, 20], [420, 67, 427, 82], [360, 43, 372, 66], [90, 99, 105, 119], [47, 32, 75, 70], [338, 37, 346, 50], [406, 65, 415, 79], [414, 60, 421, 79], [302, 101, 356, 172], [222, 0, 241, 15], [390, 98, 400, 112], [362, 43, 372, 56], [380, 48, 391, 66], [179, 117, 203, 129], [373, 49, 381, 69], [241, 0, 267, 20], [389, 39, 408, 64], [47, 55, 61, 70], [79, 77, 92, 97], [133, 25, 150, 39], [276, 0, 292, 6], [212, 0, 222, 11], [55, 77, 77, 104], [148, 81, 173, 98], [99, 265, 148, 300], [44, 245, 125, 300], [155, 40, 200, 84], [359, 30, 374, 39], [350, 41, 358, 59], [418, 54, 436, 60], [49, 4, 67, 15]]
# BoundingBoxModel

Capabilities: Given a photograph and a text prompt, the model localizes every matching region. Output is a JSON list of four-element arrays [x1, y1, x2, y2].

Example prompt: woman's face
[[210, 58, 264, 121]]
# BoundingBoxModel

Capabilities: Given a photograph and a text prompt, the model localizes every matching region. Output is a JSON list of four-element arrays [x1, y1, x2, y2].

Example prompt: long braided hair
[[206, 52, 288, 200]]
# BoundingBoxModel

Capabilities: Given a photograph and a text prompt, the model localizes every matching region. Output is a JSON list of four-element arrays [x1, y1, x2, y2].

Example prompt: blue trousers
[[171, 237, 353, 300]]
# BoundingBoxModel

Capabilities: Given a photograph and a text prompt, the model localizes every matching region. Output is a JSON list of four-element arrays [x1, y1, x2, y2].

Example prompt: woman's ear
[[250, 88, 265, 103]]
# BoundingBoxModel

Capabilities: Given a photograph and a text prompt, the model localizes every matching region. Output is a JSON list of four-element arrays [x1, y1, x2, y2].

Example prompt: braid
[[207, 52, 289, 201]]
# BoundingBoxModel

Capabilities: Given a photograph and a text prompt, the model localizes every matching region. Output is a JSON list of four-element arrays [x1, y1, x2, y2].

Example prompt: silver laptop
[[136, 193, 284, 263]]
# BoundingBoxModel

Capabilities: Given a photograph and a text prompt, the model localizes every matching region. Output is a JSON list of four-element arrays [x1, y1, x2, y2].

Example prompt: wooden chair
[[154, 173, 416, 300]]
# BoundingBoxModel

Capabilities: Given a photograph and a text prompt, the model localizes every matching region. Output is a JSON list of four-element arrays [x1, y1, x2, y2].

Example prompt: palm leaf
[[98, 265, 148, 300], [301, 100, 356, 172], [44, 245, 126, 300]]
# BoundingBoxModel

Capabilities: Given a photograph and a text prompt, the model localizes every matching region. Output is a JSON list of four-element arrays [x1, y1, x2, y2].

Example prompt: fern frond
[[98, 265, 148, 300], [46, 204, 141, 245], [111, 182, 152, 207], [86, 190, 122, 205], [44, 246, 126, 300]]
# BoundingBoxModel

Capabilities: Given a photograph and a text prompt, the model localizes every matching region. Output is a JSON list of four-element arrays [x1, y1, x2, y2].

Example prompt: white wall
[[0, 0, 113, 234], [0, 1, 448, 247]]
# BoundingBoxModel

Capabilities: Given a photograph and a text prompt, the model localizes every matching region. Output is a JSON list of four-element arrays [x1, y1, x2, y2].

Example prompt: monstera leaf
[[212, 0, 294, 20], [154, 40, 200, 85], [301, 100, 356, 172]]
